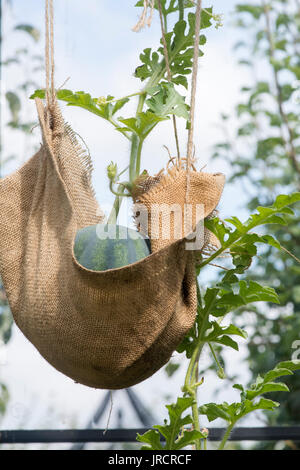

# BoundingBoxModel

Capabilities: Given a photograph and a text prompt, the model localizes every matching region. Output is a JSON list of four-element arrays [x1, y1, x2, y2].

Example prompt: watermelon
[[74, 224, 151, 271]]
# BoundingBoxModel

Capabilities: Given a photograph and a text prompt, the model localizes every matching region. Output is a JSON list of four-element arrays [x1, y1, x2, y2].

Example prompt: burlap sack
[[133, 167, 225, 253], [0, 99, 224, 389]]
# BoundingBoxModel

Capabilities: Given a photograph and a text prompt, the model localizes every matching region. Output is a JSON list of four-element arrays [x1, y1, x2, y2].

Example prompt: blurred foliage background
[[0, 0, 42, 421], [213, 0, 300, 449]]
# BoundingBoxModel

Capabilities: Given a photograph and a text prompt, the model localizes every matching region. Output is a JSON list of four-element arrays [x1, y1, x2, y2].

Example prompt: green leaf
[[273, 193, 300, 209], [136, 429, 163, 450], [242, 398, 280, 416], [219, 324, 248, 339], [30, 89, 131, 133], [146, 83, 189, 119], [30, 89, 45, 99], [215, 335, 239, 351], [138, 396, 202, 450], [15, 24, 40, 42], [263, 368, 293, 383], [227, 192, 300, 237], [154, 397, 197, 449], [239, 280, 280, 304], [260, 234, 282, 250], [204, 217, 232, 244], [214, 281, 279, 316], [6, 91, 21, 123], [233, 384, 244, 392], [205, 322, 247, 343], [117, 111, 167, 139], [196, 287, 219, 327], [135, 13, 210, 89], [275, 360, 300, 372], [174, 429, 206, 450], [246, 382, 289, 400], [198, 402, 232, 423]]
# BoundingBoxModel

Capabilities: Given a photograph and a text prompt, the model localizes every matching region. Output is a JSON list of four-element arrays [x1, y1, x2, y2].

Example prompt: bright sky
[[0, 0, 258, 449]]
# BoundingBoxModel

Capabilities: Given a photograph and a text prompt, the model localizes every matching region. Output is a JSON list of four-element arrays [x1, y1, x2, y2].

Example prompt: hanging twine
[[45, 0, 56, 111], [132, 0, 155, 32], [186, 0, 202, 204], [157, 0, 181, 160]]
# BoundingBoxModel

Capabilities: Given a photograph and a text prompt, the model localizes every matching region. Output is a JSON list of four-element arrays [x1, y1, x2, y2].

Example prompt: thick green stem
[[135, 138, 144, 177], [136, 93, 146, 114], [218, 423, 234, 450], [183, 279, 219, 450], [178, 0, 184, 20], [108, 92, 147, 222], [191, 362, 202, 450], [129, 134, 140, 182], [129, 93, 146, 182], [160, 1, 168, 32], [107, 185, 125, 224], [183, 324, 203, 450]]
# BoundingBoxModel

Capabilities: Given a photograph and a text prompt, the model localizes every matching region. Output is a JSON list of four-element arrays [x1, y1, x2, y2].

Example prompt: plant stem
[[183, 280, 219, 450], [108, 91, 147, 222], [109, 181, 131, 198], [136, 92, 146, 114], [191, 361, 202, 450], [109, 91, 144, 103], [208, 342, 224, 375], [178, 0, 184, 20], [129, 134, 140, 182], [107, 185, 125, 224], [130, 93, 147, 181], [135, 138, 144, 177], [161, 2, 168, 32], [218, 423, 234, 450]]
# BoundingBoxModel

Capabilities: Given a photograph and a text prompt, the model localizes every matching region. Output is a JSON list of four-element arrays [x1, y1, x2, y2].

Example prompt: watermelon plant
[[31, 1, 300, 450]]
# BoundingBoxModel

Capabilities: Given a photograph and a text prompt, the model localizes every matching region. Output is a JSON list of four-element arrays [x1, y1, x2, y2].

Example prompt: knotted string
[[132, 0, 155, 32], [45, 0, 55, 112]]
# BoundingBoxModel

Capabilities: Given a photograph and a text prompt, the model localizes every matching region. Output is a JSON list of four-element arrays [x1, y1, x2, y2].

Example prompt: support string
[[45, 0, 55, 111], [186, 0, 202, 203]]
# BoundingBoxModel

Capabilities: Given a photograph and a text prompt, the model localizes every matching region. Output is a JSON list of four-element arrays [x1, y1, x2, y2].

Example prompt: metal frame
[[0, 427, 300, 444]]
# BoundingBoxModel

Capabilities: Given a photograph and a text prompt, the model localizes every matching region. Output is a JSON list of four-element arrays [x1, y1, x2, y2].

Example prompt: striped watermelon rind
[[74, 224, 151, 271]]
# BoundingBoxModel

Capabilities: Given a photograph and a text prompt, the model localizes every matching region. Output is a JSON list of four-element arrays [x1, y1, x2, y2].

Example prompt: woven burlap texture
[[0, 99, 224, 389], [134, 167, 225, 253]]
